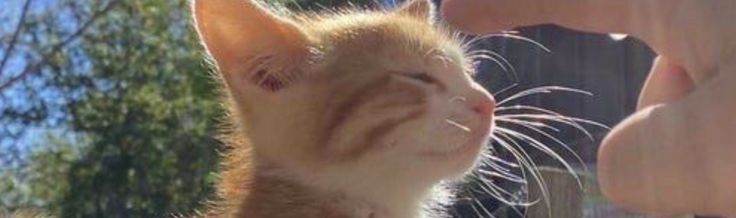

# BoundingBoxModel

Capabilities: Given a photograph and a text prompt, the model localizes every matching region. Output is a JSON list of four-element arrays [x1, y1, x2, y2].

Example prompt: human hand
[[440, 0, 736, 216]]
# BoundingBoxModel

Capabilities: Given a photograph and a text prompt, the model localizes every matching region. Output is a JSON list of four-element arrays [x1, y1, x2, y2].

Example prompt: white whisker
[[477, 168, 526, 184], [493, 131, 552, 211], [445, 119, 471, 132], [497, 118, 588, 188], [487, 33, 551, 53], [497, 113, 608, 140], [469, 173, 523, 207], [495, 117, 561, 132], [470, 85, 607, 215], [480, 153, 520, 168], [495, 127, 582, 192], [460, 33, 550, 54], [496, 104, 609, 131], [469, 50, 517, 73], [492, 83, 519, 96], [471, 53, 509, 72], [497, 86, 592, 106], [467, 187, 497, 218]]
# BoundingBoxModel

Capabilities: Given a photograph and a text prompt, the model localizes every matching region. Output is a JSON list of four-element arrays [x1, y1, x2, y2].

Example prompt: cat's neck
[[258, 161, 432, 218], [236, 167, 375, 217], [218, 155, 434, 218]]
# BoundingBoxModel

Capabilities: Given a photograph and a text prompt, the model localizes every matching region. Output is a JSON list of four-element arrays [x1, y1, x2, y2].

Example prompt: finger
[[637, 57, 695, 110], [440, 0, 660, 37], [598, 105, 702, 215], [598, 66, 736, 216]]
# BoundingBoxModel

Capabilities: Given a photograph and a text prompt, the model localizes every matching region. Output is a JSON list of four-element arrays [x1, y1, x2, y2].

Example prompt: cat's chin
[[413, 120, 494, 180], [417, 137, 484, 159], [417, 130, 490, 176], [420, 122, 491, 157]]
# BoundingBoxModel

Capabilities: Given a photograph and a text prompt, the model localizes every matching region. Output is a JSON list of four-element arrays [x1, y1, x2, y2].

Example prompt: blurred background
[[0, 0, 655, 217]]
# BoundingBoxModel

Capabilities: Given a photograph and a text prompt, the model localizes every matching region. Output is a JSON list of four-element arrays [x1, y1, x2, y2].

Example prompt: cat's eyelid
[[405, 72, 436, 84], [395, 72, 446, 91]]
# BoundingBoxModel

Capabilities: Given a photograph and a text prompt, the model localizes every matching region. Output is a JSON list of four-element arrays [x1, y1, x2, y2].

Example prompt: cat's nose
[[468, 83, 496, 118], [472, 97, 495, 117]]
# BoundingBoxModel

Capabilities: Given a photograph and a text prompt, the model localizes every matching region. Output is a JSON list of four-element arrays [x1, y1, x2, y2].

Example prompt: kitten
[[192, 0, 496, 217]]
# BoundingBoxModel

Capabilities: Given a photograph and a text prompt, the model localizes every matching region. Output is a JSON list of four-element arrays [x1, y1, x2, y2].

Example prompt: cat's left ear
[[396, 0, 435, 22], [192, 0, 310, 93]]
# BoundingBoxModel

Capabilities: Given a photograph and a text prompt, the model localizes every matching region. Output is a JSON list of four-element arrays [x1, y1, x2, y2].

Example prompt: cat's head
[[193, 0, 494, 200]]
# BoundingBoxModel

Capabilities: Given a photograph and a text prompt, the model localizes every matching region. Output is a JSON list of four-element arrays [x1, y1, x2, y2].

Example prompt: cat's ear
[[396, 0, 435, 22], [192, 0, 309, 92]]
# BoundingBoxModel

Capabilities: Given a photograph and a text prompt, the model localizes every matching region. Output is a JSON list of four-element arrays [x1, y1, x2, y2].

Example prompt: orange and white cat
[[192, 0, 496, 217]]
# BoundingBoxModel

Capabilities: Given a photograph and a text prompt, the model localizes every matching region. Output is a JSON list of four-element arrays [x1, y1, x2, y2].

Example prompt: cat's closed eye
[[402, 72, 436, 84]]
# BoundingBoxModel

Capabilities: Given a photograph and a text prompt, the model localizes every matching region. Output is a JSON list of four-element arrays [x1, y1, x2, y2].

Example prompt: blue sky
[[1, 0, 81, 168]]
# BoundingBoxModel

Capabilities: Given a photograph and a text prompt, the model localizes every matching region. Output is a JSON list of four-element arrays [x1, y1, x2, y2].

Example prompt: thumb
[[597, 57, 697, 215], [598, 99, 702, 215], [598, 62, 736, 216], [637, 57, 695, 110]]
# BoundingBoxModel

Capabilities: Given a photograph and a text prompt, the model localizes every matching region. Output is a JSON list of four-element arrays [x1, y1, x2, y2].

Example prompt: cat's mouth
[[418, 122, 492, 158]]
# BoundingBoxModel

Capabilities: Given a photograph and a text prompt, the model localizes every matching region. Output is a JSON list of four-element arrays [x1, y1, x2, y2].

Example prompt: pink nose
[[472, 97, 495, 117]]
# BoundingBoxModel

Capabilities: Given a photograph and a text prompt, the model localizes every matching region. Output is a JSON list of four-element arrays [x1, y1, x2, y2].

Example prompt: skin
[[440, 0, 736, 217]]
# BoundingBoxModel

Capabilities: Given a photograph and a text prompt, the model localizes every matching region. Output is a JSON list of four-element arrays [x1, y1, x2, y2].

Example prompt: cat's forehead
[[302, 12, 464, 63]]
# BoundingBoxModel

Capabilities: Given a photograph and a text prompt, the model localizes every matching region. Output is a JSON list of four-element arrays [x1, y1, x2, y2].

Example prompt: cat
[[192, 0, 498, 217]]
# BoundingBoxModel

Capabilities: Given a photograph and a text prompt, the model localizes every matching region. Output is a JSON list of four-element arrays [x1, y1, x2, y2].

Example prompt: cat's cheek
[[394, 127, 484, 178]]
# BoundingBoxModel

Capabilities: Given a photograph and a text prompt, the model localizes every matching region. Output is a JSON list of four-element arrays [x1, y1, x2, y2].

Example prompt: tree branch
[[0, 0, 34, 75], [0, 0, 121, 92]]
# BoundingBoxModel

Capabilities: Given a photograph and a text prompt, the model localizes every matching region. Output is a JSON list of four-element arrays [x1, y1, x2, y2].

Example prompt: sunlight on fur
[[189, 0, 604, 217], [5, 1, 604, 217]]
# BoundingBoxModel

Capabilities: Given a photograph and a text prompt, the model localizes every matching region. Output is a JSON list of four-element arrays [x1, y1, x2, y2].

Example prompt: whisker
[[494, 131, 552, 212], [468, 49, 519, 82], [469, 173, 524, 206], [468, 198, 484, 218], [497, 113, 608, 139], [479, 155, 519, 174], [495, 128, 572, 172], [495, 117, 561, 132], [496, 104, 560, 115], [460, 34, 489, 51], [496, 105, 609, 131], [470, 53, 509, 72], [496, 105, 595, 134], [492, 83, 519, 96], [460, 33, 550, 54], [479, 161, 516, 181], [490, 133, 548, 203], [497, 118, 581, 162], [477, 168, 526, 184], [497, 118, 588, 188], [480, 152, 520, 168], [467, 187, 497, 218], [468, 49, 516, 74], [476, 85, 607, 215], [497, 86, 592, 106], [495, 127, 582, 192], [445, 119, 471, 132]]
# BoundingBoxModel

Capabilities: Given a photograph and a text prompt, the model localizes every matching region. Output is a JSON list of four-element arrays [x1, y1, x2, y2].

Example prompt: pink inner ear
[[252, 69, 285, 92]]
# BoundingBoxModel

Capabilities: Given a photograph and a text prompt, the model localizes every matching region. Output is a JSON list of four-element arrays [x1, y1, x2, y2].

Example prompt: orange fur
[[192, 0, 496, 217]]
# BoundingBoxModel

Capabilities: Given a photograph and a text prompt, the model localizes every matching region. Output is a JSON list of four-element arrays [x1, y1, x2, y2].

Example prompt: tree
[[51, 1, 223, 216]]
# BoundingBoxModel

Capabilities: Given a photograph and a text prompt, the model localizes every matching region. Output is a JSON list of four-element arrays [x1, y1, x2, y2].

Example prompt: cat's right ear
[[396, 0, 435, 22], [192, 0, 309, 91]]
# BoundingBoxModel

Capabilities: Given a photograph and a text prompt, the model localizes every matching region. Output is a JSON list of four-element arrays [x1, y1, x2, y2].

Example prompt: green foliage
[[0, 132, 80, 212], [53, 1, 222, 217]]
